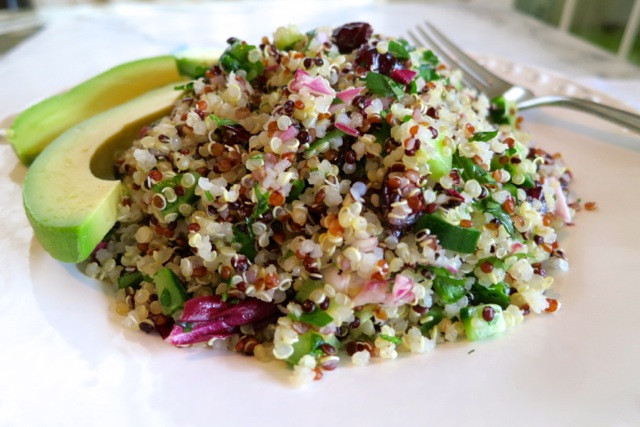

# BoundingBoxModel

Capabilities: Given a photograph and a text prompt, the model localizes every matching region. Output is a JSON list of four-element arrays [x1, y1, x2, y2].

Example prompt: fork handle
[[516, 95, 640, 134]]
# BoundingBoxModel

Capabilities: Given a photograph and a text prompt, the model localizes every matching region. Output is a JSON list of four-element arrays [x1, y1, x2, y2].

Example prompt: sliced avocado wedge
[[23, 84, 182, 263], [9, 56, 184, 165]]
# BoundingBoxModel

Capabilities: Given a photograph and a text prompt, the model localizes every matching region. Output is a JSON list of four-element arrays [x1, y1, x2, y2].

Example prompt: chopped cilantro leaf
[[379, 334, 402, 345], [452, 151, 495, 185], [204, 191, 214, 202], [174, 82, 194, 91], [469, 130, 498, 142], [232, 223, 257, 261], [286, 179, 306, 203], [209, 113, 238, 127], [388, 40, 410, 60], [478, 199, 515, 235], [365, 72, 405, 99], [299, 309, 334, 327], [305, 129, 345, 153], [250, 185, 270, 220], [422, 49, 439, 66], [418, 64, 440, 82]]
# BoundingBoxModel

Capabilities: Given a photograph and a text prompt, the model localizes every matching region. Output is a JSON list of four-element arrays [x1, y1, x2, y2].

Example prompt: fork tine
[[411, 27, 489, 93], [424, 22, 509, 89]]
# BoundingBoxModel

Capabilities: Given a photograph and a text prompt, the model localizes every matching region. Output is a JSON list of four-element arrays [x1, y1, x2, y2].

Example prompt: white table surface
[[1, 2, 640, 426]]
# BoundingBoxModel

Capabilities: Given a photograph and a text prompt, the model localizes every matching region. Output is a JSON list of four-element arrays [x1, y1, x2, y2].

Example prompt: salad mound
[[85, 22, 573, 385]]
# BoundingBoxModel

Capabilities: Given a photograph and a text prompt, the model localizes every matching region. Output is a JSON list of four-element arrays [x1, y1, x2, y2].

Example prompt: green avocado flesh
[[23, 84, 182, 263], [9, 55, 182, 165]]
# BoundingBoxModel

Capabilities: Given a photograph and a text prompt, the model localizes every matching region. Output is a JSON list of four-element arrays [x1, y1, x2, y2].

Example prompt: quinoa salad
[[84, 22, 574, 385]]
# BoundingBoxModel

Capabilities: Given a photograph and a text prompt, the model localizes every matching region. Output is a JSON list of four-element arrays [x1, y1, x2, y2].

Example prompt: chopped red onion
[[335, 122, 360, 137], [336, 87, 365, 104], [390, 69, 417, 85], [289, 69, 335, 96]]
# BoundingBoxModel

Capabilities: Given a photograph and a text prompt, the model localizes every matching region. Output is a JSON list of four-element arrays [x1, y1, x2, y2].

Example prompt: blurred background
[[1, 0, 639, 65]]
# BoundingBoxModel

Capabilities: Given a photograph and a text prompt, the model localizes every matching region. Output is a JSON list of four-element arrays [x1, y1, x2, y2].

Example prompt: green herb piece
[[154, 267, 187, 315], [250, 185, 270, 221], [433, 274, 467, 304], [422, 49, 439, 66], [419, 306, 445, 334], [209, 113, 238, 127], [283, 249, 294, 260], [299, 309, 334, 328], [521, 173, 535, 189], [305, 129, 345, 154], [470, 282, 511, 309], [152, 172, 201, 218], [503, 183, 518, 198], [452, 151, 495, 185], [415, 214, 481, 254], [286, 179, 306, 203], [331, 97, 344, 105], [371, 122, 391, 147], [489, 95, 517, 127], [232, 223, 257, 261], [365, 72, 405, 99], [219, 39, 265, 81], [469, 130, 498, 142], [379, 334, 402, 345], [174, 82, 194, 91], [478, 199, 514, 235], [204, 191, 214, 202], [409, 80, 418, 94], [117, 271, 144, 289], [221, 292, 229, 302], [418, 64, 440, 82], [388, 40, 410, 60]]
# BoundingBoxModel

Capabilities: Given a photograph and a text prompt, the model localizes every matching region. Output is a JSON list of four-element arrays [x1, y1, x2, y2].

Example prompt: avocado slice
[[9, 55, 182, 165], [23, 84, 182, 263]]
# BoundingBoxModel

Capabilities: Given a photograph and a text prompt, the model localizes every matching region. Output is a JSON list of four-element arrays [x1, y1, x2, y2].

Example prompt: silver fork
[[409, 23, 640, 134]]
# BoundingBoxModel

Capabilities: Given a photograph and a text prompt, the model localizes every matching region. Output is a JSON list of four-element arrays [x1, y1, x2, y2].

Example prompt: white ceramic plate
[[1, 57, 639, 427]]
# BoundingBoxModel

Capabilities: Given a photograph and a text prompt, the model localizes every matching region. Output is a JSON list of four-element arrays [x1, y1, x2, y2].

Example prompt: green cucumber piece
[[460, 304, 506, 341], [274, 25, 305, 51], [295, 280, 323, 303], [219, 40, 264, 81], [154, 267, 187, 315], [416, 214, 480, 254], [287, 331, 339, 366], [426, 134, 452, 180]]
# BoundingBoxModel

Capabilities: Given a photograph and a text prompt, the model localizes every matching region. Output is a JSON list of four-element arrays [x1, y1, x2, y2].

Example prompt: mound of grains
[[84, 22, 573, 385]]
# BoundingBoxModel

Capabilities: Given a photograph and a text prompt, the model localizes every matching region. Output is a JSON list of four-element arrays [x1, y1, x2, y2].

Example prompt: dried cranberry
[[332, 22, 373, 54], [355, 46, 400, 75], [221, 125, 251, 145]]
